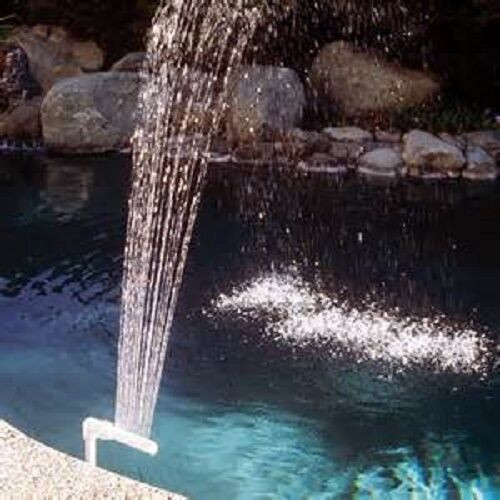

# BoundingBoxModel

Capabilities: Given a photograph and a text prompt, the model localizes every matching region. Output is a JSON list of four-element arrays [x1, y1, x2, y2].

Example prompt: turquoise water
[[0, 155, 499, 498]]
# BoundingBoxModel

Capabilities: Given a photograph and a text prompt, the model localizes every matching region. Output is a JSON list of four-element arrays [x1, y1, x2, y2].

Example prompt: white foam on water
[[213, 273, 491, 375], [216, 273, 318, 314]]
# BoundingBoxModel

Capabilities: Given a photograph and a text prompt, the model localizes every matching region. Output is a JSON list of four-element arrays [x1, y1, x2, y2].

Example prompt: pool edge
[[0, 418, 185, 499]]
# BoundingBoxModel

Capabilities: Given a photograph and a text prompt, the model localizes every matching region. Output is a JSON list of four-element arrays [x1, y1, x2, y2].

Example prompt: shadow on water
[[0, 156, 499, 496]]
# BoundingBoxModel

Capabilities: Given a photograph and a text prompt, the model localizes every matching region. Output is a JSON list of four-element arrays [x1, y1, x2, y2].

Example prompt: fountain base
[[82, 418, 158, 467]]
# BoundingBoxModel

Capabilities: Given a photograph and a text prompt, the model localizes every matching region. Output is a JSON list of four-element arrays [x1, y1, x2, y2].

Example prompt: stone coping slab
[[0, 419, 185, 499]]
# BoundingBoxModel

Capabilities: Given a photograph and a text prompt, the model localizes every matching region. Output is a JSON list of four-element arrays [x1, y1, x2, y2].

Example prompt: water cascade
[[114, 0, 262, 438]]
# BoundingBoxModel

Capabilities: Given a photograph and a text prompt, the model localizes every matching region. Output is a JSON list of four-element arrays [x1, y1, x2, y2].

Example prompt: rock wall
[[1, 1, 498, 103], [1, 0, 155, 66], [0, 2, 497, 155]]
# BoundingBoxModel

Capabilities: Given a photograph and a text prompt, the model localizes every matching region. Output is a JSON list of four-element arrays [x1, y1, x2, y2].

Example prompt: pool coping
[[0, 419, 185, 499]]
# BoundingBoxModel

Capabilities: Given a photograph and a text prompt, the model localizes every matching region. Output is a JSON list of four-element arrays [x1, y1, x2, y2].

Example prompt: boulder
[[41, 72, 140, 154], [464, 130, 500, 161], [10, 29, 81, 94], [463, 146, 497, 181], [359, 147, 402, 177], [227, 66, 306, 142], [0, 97, 42, 139], [112, 52, 146, 73], [402, 130, 465, 173], [9, 26, 104, 94], [35, 25, 104, 71], [310, 41, 440, 117], [323, 126, 372, 142]]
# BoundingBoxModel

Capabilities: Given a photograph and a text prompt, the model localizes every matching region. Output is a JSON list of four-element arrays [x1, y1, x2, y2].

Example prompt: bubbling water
[[115, 0, 263, 438], [212, 273, 491, 375]]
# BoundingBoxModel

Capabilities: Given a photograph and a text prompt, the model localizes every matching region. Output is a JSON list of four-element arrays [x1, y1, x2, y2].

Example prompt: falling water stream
[[115, 0, 262, 437]]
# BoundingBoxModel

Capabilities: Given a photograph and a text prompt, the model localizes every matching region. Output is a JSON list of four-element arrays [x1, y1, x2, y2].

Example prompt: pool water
[[0, 155, 499, 498]]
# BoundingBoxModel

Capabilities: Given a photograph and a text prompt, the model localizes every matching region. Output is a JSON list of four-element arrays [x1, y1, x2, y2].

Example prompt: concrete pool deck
[[0, 419, 184, 498]]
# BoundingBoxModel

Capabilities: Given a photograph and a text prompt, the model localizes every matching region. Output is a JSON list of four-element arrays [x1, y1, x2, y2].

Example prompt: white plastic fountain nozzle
[[82, 417, 158, 467]]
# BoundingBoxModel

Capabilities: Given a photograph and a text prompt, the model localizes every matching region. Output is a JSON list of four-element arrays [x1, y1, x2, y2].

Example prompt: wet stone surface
[[359, 148, 402, 178]]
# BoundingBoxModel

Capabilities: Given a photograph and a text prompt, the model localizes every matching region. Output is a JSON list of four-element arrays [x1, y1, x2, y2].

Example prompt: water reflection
[[0, 156, 128, 300], [41, 162, 94, 220]]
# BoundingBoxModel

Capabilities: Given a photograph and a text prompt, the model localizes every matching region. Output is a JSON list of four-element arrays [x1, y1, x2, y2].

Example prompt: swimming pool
[[0, 155, 498, 498]]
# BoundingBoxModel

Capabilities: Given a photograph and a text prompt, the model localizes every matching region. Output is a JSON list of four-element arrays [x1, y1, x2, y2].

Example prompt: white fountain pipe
[[82, 417, 158, 467]]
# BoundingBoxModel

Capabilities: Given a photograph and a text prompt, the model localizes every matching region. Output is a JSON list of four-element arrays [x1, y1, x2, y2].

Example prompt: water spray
[[82, 418, 158, 467]]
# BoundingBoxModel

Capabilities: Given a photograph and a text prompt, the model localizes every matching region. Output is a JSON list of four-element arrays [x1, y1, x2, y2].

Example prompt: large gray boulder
[[310, 41, 440, 117], [227, 66, 306, 142], [402, 130, 465, 173], [41, 72, 140, 154]]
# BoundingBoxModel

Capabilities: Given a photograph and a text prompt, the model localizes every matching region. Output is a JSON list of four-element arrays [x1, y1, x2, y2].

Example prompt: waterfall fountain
[[83, 0, 263, 463]]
